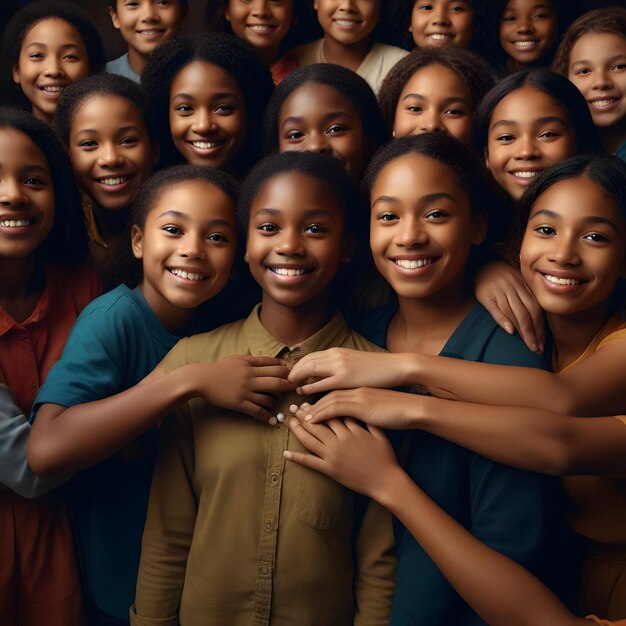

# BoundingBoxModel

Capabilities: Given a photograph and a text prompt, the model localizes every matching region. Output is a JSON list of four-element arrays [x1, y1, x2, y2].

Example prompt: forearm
[[415, 396, 626, 476], [378, 469, 584, 626], [28, 365, 200, 477]]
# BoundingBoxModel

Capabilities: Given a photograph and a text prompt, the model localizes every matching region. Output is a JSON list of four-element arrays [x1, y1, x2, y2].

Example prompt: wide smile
[[246, 23, 277, 32], [136, 29, 166, 39], [39, 84, 67, 99], [390, 256, 439, 276], [427, 32, 454, 43], [512, 39, 540, 50], [509, 169, 543, 185], [94, 175, 133, 192], [168, 267, 208, 282], [333, 17, 362, 30], [186, 138, 228, 154], [588, 96, 621, 111], [267, 265, 314, 282], [0, 215, 37, 234], [538, 270, 586, 290]]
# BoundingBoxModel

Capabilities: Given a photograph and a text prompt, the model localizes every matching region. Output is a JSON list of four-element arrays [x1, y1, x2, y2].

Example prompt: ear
[[109, 6, 121, 30], [12, 63, 20, 85], [484, 147, 490, 171], [243, 251, 249, 264], [223, 3, 231, 22], [341, 233, 356, 263], [131, 224, 144, 260], [472, 209, 488, 246], [313, 0, 319, 11]]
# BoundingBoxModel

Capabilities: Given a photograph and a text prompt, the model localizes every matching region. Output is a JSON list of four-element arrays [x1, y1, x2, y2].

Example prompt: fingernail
[[305, 414, 313, 422], [531, 343, 538, 353], [289, 404, 298, 414], [269, 416, 277, 426], [277, 412, 285, 423], [283, 451, 292, 459], [505, 324, 514, 334]]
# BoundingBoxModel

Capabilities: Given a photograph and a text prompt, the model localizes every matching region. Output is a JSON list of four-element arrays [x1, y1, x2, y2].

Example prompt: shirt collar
[[82, 194, 108, 249], [243, 303, 351, 359]]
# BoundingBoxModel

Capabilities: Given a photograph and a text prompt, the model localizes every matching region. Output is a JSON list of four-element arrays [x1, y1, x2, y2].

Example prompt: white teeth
[[139, 30, 162, 35], [514, 40, 537, 47], [42, 85, 64, 92], [191, 141, 223, 149], [544, 274, 580, 286], [394, 258, 433, 269], [512, 170, 541, 179], [0, 219, 31, 227], [170, 268, 205, 281], [592, 99, 616, 107], [248, 24, 273, 30], [273, 267, 308, 276], [429, 33, 451, 40], [335, 19, 358, 26], [98, 176, 129, 186]]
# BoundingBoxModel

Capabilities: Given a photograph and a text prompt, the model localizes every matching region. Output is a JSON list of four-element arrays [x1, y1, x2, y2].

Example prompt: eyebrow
[[25, 42, 82, 50], [252, 207, 337, 222], [75, 125, 142, 136], [280, 111, 353, 128], [156, 210, 235, 229], [372, 192, 459, 207], [402, 93, 470, 105], [529, 209, 621, 233], [172, 92, 238, 101], [491, 116, 566, 131], [571, 54, 626, 68]]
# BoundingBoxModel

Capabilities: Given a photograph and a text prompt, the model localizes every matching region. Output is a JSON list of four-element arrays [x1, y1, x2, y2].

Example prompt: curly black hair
[[378, 46, 496, 135], [238, 151, 364, 236], [141, 32, 274, 176], [3, 1, 105, 111], [55, 73, 156, 148], [262, 63, 388, 177], [552, 6, 626, 76], [473, 68, 600, 157], [0, 106, 88, 265]]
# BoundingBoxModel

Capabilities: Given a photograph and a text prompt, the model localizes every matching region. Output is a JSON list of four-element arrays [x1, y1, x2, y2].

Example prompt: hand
[[289, 387, 418, 430], [190, 356, 294, 424], [474, 261, 545, 353], [287, 348, 411, 395], [284, 417, 400, 501]]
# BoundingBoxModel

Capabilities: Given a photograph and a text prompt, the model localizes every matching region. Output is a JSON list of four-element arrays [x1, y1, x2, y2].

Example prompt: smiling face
[[69, 95, 156, 211], [13, 18, 89, 125], [568, 32, 626, 132], [109, 0, 185, 65], [393, 64, 473, 144], [485, 85, 577, 201], [225, 0, 292, 62], [0, 128, 55, 261], [132, 179, 238, 331], [520, 176, 626, 320], [246, 171, 350, 311], [169, 60, 246, 169], [410, 0, 475, 48], [499, 0, 557, 66], [278, 82, 367, 181], [369, 152, 484, 303], [313, 0, 381, 46]]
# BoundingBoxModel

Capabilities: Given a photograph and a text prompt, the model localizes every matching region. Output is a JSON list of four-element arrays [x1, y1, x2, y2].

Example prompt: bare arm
[[284, 418, 587, 626], [29, 357, 291, 477]]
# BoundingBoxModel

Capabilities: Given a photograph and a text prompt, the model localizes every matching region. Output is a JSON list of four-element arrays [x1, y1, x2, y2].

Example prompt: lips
[[427, 33, 453, 41], [269, 266, 313, 276], [509, 169, 543, 185], [188, 139, 227, 150], [542, 273, 581, 286], [588, 96, 620, 109], [246, 23, 277, 31], [0, 217, 35, 228], [168, 267, 207, 281], [39, 84, 67, 97], [512, 39, 539, 48]]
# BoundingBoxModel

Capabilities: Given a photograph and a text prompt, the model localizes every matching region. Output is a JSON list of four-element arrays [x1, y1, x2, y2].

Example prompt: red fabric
[[0, 263, 100, 414], [271, 49, 300, 85]]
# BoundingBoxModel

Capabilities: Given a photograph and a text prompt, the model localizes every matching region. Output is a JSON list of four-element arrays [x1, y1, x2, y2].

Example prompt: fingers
[[282, 449, 327, 474], [238, 400, 273, 424], [287, 417, 326, 455], [481, 295, 516, 336], [504, 290, 543, 354], [252, 365, 292, 379], [252, 376, 296, 394], [296, 377, 337, 396], [241, 356, 287, 367]]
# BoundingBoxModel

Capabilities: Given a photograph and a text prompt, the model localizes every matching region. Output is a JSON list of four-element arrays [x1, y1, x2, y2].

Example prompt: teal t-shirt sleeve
[[31, 305, 127, 420]]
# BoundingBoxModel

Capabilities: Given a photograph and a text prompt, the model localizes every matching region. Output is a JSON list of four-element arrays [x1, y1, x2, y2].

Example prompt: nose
[[43, 56, 63, 77], [191, 109, 216, 135], [514, 134, 540, 160], [337, 0, 356, 12], [97, 142, 124, 168], [516, 17, 534, 34], [180, 233, 207, 260], [252, 0, 270, 16], [139, 2, 158, 22], [431, 5, 450, 25], [0, 178, 27, 207], [592, 69, 613, 91], [396, 216, 428, 248], [548, 234, 581, 266], [304, 132, 332, 156], [419, 111, 443, 134], [275, 228, 305, 256]]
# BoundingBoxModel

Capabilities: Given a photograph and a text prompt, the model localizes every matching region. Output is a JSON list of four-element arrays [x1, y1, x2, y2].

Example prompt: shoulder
[[47, 263, 101, 314], [444, 304, 546, 369], [351, 301, 396, 349], [370, 42, 410, 64], [596, 313, 626, 350], [105, 53, 140, 82], [295, 38, 323, 65], [343, 329, 386, 353]]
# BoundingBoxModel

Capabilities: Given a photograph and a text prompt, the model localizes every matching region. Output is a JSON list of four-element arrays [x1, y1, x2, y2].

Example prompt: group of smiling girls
[[1, 0, 626, 625]]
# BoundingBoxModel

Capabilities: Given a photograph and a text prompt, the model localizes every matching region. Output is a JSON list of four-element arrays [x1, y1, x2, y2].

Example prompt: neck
[[392, 274, 474, 355], [548, 299, 613, 371], [92, 202, 129, 242], [0, 256, 45, 323], [599, 121, 626, 155], [32, 106, 54, 126], [258, 44, 281, 64], [321, 35, 372, 72], [127, 47, 148, 76], [259, 293, 332, 346]]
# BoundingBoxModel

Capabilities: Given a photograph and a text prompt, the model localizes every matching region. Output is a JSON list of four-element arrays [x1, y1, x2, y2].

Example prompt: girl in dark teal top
[[285, 134, 573, 625]]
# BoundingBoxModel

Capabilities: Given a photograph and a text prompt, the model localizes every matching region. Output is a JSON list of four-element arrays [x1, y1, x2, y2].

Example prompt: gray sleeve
[[0, 385, 71, 498]]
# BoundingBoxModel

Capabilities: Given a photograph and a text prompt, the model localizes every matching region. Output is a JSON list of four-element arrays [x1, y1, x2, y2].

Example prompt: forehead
[[171, 60, 243, 98], [72, 95, 145, 132], [503, 0, 554, 12], [570, 32, 626, 62], [491, 85, 567, 125], [401, 64, 470, 99], [280, 82, 359, 120], [251, 171, 343, 216], [22, 17, 85, 48], [0, 127, 49, 167]]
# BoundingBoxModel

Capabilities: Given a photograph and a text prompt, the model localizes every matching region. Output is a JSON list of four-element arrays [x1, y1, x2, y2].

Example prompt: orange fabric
[[0, 491, 85, 625], [0, 263, 100, 414], [271, 49, 299, 85]]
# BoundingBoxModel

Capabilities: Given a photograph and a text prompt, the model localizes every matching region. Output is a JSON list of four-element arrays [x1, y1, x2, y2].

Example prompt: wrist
[[172, 365, 204, 403], [374, 465, 412, 511]]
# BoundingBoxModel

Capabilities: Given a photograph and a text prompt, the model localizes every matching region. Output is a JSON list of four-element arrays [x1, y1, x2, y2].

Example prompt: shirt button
[[270, 473, 279, 485], [264, 521, 272, 531], [31, 382, 37, 389], [261, 566, 269, 576]]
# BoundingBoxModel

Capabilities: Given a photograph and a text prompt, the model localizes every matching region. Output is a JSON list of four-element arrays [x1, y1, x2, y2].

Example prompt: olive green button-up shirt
[[131, 306, 396, 626]]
